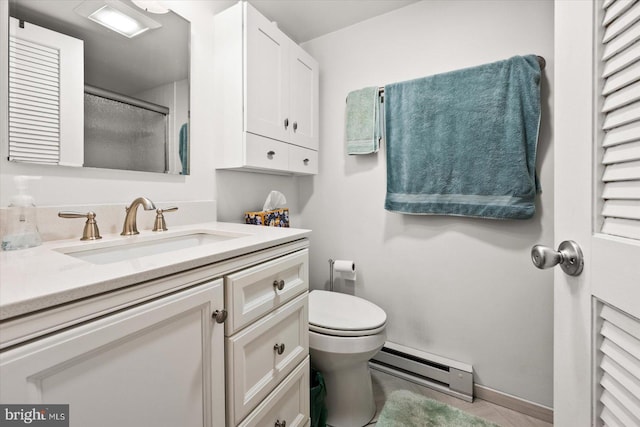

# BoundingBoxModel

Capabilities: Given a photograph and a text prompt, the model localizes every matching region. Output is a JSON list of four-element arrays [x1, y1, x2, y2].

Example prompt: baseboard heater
[[369, 342, 474, 402]]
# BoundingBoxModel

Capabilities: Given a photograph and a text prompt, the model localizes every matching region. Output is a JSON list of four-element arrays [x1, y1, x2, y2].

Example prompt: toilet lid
[[309, 290, 386, 336]]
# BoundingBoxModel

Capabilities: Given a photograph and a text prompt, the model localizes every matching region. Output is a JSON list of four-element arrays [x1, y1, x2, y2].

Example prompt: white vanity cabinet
[[0, 234, 311, 427], [0, 279, 226, 427], [224, 249, 310, 427], [213, 2, 319, 175]]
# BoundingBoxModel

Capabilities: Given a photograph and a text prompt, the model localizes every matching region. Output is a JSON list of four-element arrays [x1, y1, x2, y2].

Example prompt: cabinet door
[[0, 280, 225, 427], [289, 44, 319, 150], [244, 3, 290, 144]]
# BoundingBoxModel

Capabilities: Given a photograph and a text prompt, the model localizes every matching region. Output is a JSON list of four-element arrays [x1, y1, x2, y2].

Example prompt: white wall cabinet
[[0, 279, 225, 427], [213, 2, 319, 175]]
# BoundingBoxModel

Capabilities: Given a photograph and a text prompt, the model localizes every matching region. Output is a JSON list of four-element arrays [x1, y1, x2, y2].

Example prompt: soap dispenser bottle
[[1, 176, 42, 251]]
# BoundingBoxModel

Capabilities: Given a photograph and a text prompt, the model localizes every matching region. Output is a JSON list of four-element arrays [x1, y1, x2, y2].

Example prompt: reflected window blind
[[8, 34, 60, 164], [600, 0, 640, 240], [597, 303, 640, 427]]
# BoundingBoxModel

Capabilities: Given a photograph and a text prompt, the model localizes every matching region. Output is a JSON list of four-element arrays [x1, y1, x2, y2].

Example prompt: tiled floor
[[368, 369, 553, 427]]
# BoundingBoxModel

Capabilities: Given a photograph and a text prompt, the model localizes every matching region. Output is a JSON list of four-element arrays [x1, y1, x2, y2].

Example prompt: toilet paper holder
[[328, 259, 335, 291], [328, 258, 356, 291]]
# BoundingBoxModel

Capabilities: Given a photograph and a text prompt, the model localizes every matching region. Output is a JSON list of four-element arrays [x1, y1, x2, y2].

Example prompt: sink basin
[[57, 231, 247, 265]]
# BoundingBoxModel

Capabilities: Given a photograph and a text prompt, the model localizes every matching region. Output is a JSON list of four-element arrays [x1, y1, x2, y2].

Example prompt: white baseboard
[[473, 384, 553, 424]]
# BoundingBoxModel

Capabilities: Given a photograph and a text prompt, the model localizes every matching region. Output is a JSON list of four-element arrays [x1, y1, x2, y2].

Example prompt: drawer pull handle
[[293, 121, 298, 132], [273, 343, 285, 355], [275, 421, 286, 427], [284, 118, 289, 130], [212, 309, 227, 323], [273, 279, 285, 291]]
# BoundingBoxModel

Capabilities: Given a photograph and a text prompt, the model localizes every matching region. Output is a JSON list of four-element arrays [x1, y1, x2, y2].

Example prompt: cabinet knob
[[284, 118, 289, 129], [275, 421, 286, 427], [212, 309, 227, 323], [273, 343, 285, 355], [267, 150, 276, 159], [293, 121, 298, 132], [273, 279, 285, 291], [303, 158, 309, 165]]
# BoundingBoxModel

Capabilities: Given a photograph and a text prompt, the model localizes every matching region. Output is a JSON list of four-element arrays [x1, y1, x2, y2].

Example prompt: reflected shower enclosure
[[83, 84, 189, 175], [84, 91, 166, 173]]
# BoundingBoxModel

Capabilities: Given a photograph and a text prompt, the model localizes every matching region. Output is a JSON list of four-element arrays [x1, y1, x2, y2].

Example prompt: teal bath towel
[[384, 55, 541, 219], [346, 86, 383, 154], [179, 122, 188, 175]]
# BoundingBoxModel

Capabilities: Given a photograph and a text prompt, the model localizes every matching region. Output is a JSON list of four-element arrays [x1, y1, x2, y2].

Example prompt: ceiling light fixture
[[131, 1, 170, 14], [89, 5, 148, 37], [74, 1, 162, 39]]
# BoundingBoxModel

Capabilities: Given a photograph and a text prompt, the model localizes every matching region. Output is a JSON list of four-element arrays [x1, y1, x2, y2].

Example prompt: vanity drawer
[[225, 249, 308, 335], [289, 145, 318, 175], [245, 133, 289, 171], [226, 293, 309, 426], [238, 357, 310, 427]]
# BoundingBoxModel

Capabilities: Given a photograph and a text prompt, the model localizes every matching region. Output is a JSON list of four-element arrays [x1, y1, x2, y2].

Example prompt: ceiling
[[240, 0, 419, 44], [8, 0, 418, 94]]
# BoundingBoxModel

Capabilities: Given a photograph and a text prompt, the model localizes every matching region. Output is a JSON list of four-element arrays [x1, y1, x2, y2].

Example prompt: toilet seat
[[309, 290, 387, 337]]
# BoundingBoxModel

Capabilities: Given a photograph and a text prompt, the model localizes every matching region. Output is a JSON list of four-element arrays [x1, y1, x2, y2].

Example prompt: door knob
[[531, 240, 584, 276]]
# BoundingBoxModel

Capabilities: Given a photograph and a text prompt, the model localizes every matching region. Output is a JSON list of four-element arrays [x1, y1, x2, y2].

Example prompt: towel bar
[[372, 55, 546, 98]]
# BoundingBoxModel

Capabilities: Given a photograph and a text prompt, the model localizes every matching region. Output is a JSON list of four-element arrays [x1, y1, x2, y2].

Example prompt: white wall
[[216, 170, 301, 226], [300, 0, 554, 407]]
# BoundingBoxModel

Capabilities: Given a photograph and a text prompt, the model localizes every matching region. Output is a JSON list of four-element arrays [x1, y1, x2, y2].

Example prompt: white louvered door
[[601, 0, 640, 240], [8, 18, 84, 167], [555, 0, 640, 425], [9, 35, 60, 164], [597, 304, 640, 426]]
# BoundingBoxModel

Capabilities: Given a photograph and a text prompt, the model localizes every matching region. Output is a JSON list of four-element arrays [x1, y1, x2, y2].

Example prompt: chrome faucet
[[121, 197, 156, 236]]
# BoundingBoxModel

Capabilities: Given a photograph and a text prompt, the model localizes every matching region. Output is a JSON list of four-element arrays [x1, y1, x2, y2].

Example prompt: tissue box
[[244, 208, 290, 227]]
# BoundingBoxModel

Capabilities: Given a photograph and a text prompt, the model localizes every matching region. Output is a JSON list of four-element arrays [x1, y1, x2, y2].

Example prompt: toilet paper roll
[[334, 260, 356, 281]]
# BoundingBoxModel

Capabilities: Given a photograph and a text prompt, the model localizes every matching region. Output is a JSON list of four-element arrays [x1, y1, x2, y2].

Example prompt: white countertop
[[0, 222, 310, 320]]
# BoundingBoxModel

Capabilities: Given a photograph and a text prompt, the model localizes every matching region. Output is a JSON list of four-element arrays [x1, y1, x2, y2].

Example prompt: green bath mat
[[376, 390, 499, 427]]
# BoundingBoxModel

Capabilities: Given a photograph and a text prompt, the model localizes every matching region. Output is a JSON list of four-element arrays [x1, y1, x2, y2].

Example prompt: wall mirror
[[8, 0, 190, 174]]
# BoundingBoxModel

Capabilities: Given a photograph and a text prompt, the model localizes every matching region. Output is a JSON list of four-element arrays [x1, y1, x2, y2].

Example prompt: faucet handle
[[58, 211, 102, 241], [152, 207, 178, 232]]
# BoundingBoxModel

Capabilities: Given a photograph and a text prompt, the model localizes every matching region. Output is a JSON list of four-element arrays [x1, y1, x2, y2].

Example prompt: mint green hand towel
[[384, 55, 541, 219], [346, 86, 383, 155]]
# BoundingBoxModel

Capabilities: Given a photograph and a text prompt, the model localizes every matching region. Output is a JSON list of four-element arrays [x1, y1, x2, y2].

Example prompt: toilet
[[308, 290, 387, 427]]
